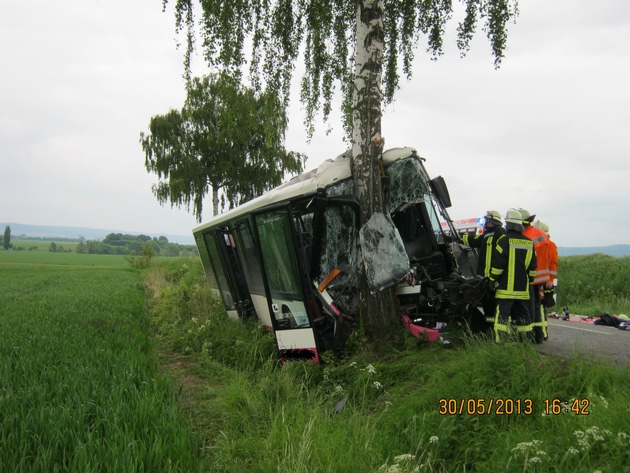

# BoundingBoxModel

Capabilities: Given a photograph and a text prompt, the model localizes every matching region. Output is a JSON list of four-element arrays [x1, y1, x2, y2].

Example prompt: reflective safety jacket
[[489, 231, 537, 300], [523, 224, 551, 285], [462, 226, 506, 277]]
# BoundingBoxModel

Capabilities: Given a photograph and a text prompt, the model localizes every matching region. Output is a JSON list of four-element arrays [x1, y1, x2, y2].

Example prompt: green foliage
[[3, 225, 11, 250], [0, 259, 205, 471], [164, 0, 519, 137], [140, 72, 306, 220], [146, 258, 277, 372], [75, 233, 196, 257], [125, 243, 157, 269], [557, 254, 630, 315]]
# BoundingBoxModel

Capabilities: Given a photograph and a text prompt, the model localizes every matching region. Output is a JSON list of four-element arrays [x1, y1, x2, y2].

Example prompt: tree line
[[3, 227, 197, 257], [75, 233, 197, 257]]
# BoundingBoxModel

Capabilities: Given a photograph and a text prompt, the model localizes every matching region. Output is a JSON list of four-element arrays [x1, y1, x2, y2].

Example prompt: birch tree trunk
[[211, 185, 219, 217], [353, 0, 400, 343]]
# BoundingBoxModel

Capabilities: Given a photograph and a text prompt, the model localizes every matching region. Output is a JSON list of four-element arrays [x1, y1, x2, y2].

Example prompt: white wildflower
[[334, 385, 345, 394], [567, 447, 579, 455], [429, 436, 439, 444], [598, 395, 609, 408], [373, 381, 383, 389], [366, 364, 377, 374], [530, 457, 541, 464], [512, 440, 542, 453]]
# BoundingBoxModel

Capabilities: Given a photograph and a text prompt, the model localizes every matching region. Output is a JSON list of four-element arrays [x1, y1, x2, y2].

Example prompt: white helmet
[[484, 210, 503, 226], [505, 209, 524, 232]]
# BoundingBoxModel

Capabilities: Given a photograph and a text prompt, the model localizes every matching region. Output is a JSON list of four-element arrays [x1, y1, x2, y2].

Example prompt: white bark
[[352, 0, 385, 223], [212, 185, 219, 217], [352, 0, 399, 342]]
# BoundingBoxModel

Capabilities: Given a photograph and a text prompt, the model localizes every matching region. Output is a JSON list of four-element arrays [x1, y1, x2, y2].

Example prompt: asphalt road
[[535, 318, 630, 369]]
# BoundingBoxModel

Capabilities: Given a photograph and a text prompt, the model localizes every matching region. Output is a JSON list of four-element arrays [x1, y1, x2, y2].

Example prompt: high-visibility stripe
[[496, 290, 530, 300], [532, 235, 547, 244], [514, 323, 533, 332], [483, 237, 493, 277]]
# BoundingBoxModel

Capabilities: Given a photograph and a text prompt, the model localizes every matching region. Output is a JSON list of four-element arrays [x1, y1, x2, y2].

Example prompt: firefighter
[[489, 209, 537, 343], [535, 220, 558, 309], [517, 208, 552, 343], [462, 210, 506, 325]]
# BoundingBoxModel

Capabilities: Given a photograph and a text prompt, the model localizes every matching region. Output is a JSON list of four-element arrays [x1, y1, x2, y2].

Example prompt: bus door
[[253, 207, 319, 362], [202, 229, 252, 320], [231, 218, 273, 329]]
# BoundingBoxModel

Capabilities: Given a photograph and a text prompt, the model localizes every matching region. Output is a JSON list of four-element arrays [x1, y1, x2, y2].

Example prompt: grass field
[[10, 239, 80, 252], [2, 251, 629, 472], [146, 257, 630, 472], [0, 250, 126, 267], [0, 252, 205, 472]]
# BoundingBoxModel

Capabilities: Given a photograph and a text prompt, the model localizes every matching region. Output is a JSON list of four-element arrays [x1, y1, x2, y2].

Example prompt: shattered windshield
[[386, 158, 429, 213]]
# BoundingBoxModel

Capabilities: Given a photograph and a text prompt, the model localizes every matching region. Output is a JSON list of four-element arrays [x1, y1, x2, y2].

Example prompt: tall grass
[[0, 259, 205, 472], [557, 254, 630, 315], [148, 257, 630, 472]]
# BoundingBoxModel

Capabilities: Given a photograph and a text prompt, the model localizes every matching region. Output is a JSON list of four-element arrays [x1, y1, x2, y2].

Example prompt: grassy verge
[[557, 254, 630, 316], [0, 255, 205, 472], [148, 258, 630, 473]]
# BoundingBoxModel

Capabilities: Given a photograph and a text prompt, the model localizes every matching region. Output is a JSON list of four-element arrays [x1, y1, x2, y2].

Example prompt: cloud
[[1, 0, 628, 247]]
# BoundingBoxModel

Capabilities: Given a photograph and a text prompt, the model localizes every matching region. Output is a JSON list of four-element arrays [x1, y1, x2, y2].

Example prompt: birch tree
[[140, 73, 305, 220], [163, 0, 519, 342]]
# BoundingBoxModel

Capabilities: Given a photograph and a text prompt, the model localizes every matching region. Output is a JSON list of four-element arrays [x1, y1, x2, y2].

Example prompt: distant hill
[[3, 222, 628, 256], [1, 223, 195, 245], [558, 245, 630, 257]]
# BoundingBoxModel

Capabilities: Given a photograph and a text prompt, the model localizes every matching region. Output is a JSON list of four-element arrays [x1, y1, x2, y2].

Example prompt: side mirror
[[430, 176, 452, 209]]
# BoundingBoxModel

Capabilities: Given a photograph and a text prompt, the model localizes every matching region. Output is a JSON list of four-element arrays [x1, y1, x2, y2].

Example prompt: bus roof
[[192, 146, 419, 234]]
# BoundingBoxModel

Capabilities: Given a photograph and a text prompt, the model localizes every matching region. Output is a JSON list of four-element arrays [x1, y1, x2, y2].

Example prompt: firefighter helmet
[[484, 210, 503, 226], [517, 207, 536, 224], [505, 209, 525, 232], [534, 220, 550, 235]]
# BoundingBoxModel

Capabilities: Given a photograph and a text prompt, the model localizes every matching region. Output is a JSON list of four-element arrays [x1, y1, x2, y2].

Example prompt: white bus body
[[193, 147, 484, 362]]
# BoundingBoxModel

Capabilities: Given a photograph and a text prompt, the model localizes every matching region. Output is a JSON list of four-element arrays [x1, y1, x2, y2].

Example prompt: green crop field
[[11, 239, 80, 252], [2, 251, 629, 472], [0, 250, 127, 268], [0, 252, 205, 472]]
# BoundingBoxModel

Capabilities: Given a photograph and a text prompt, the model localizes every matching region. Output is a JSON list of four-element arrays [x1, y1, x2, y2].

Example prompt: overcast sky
[[1, 0, 628, 247]]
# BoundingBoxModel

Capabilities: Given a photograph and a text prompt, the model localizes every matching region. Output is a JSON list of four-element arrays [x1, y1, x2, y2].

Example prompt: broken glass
[[359, 212, 410, 293], [319, 205, 358, 288], [386, 158, 429, 213], [326, 179, 354, 198]]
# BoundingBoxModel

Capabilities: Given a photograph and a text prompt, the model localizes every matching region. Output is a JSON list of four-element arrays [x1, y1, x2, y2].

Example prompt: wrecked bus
[[193, 147, 485, 362]]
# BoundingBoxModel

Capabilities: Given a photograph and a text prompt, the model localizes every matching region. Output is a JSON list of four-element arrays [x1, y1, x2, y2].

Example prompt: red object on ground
[[402, 314, 441, 342]]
